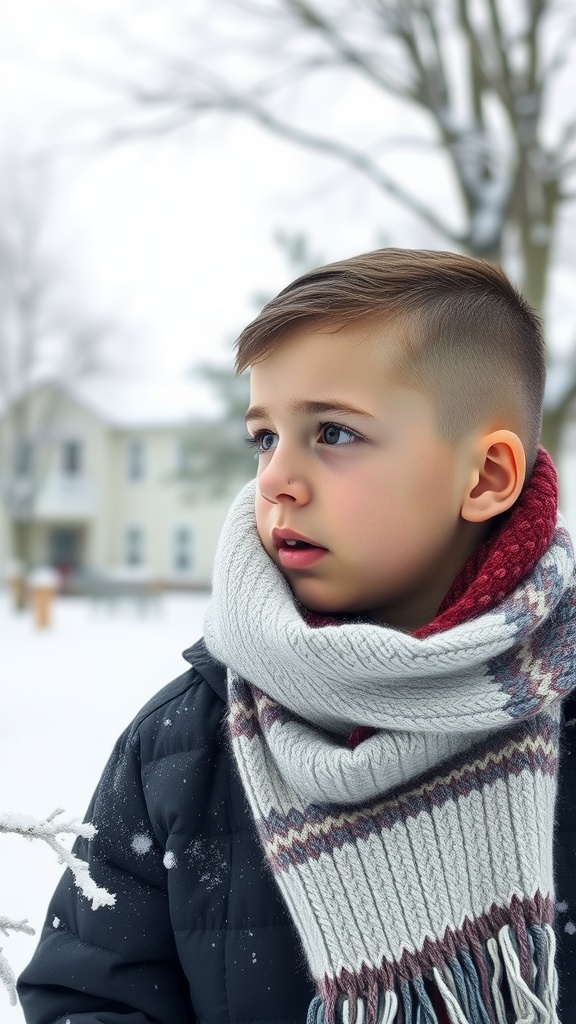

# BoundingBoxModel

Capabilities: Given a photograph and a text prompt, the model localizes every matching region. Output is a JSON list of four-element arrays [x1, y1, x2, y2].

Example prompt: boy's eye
[[245, 422, 360, 453], [320, 423, 358, 446], [245, 430, 277, 453], [259, 432, 277, 451]]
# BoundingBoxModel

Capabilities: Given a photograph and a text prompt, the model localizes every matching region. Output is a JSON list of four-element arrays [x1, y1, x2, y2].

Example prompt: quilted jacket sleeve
[[17, 672, 198, 1024]]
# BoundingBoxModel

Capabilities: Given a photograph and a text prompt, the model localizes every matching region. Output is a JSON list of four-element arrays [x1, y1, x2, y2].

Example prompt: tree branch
[[485, 0, 514, 106], [74, 55, 463, 245], [0, 950, 17, 1007], [0, 917, 35, 1005], [65, 0, 576, 291], [0, 809, 116, 910], [228, 89, 463, 242], [526, 0, 547, 94], [0, 809, 115, 1006], [282, 0, 419, 101]]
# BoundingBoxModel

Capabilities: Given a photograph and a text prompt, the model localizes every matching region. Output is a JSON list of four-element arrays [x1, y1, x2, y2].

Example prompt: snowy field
[[1, 589, 210, 1022]]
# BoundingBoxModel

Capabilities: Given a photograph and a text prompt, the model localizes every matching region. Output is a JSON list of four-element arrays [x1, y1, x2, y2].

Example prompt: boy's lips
[[270, 528, 329, 569]]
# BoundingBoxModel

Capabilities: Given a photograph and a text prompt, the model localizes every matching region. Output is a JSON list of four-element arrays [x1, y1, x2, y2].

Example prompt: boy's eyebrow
[[245, 399, 373, 423]]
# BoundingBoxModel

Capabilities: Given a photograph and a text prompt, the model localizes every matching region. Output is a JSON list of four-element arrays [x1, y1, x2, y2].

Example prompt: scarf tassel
[[309, 924, 560, 1024]]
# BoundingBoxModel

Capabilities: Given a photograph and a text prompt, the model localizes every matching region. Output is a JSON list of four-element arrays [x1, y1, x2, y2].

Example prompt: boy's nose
[[257, 455, 311, 506]]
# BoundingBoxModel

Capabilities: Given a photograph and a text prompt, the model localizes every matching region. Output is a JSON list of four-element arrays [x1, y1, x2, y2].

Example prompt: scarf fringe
[[309, 924, 559, 1024]]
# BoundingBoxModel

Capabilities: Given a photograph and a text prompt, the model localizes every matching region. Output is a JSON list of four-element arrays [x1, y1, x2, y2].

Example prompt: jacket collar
[[182, 636, 227, 701]]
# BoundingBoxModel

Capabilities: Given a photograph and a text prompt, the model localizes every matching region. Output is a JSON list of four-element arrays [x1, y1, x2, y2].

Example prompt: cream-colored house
[[0, 378, 245, 589], [2, 377, 576, 590]]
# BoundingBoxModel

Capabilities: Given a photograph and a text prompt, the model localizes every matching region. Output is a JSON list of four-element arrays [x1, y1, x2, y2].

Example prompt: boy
[[19, 249, 576, 1024]]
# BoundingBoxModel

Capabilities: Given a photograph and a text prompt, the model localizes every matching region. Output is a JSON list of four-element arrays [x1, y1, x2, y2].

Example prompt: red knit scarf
[[415, 446, 557, 639]]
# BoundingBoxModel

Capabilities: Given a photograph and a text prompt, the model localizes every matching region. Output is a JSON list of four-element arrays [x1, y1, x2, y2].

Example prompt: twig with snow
[[1, 809, 115, 909], [0, 950, 18, 1008], [0, 918, 34, 1007], [0, 808, 116, 1005]]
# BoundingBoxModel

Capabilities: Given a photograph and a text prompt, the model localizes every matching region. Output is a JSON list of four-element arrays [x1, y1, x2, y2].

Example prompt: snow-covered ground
[[1, 589, 210, 1022]]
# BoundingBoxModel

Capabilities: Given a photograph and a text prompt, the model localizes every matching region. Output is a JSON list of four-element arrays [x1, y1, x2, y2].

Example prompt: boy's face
[[246, 322, 481, 630]]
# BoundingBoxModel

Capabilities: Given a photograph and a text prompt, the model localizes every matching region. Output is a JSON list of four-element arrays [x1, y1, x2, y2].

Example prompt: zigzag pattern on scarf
[[253, 730, 559, 872]]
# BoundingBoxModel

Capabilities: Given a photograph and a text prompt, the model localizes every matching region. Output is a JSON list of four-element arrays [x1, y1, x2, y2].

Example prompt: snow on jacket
[[18, 638, 576, 1023]]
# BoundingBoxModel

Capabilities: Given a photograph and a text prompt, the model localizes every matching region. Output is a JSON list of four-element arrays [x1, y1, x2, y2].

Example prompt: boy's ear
[[461, 430, 526, 523]]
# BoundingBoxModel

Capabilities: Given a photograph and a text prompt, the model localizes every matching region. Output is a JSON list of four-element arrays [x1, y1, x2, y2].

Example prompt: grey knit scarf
[[204, 481, 576, 1024]]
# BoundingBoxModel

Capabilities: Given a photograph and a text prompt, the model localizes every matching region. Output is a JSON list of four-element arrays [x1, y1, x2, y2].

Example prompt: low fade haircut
[[235, 248, 546, 474]]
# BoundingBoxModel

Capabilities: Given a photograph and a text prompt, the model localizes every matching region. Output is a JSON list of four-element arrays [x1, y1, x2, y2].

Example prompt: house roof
[[0, 375, 219, 430], [70, 376, 220, 429]]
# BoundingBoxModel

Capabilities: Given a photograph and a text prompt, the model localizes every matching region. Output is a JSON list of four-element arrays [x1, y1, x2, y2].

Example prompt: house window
[[175, 437, 193, 477], [15, 438, 32, 476], [61, 440, 83, 477], [173, 525, 193, 573], [127, 438, 145, 481], [125, 525, 144, 567]]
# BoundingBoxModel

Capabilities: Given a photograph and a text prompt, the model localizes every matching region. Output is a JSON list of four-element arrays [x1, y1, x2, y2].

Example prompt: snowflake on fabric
[[556, 899, 576, 936]]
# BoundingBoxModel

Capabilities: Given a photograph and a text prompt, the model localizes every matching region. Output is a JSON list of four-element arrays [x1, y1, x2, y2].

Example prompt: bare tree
[[83, 0, 576, 454], [0, 157, 113, 596]]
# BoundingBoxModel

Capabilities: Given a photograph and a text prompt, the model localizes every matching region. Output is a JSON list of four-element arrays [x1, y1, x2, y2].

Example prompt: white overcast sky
[[1, 0, 575, 384], [0, 0, 431, 382]]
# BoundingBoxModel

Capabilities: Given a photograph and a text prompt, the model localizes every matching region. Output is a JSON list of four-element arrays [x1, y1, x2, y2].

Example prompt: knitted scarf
[[204, 452, 576, 1024]]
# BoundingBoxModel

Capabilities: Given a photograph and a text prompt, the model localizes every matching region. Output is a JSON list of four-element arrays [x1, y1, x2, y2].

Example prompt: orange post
[[27, 568, 60, 630], [31, 586, 53, 629]]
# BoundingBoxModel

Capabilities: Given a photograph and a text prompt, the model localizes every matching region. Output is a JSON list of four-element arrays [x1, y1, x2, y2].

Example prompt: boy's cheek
[[254, 499, 275, 558]]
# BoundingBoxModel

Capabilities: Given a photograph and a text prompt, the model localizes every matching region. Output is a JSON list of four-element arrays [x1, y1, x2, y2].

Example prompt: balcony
[[35, 474, 98, 520]]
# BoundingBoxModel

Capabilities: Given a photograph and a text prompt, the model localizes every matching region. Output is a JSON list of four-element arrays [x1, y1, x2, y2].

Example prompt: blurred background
[[2, 0, 576, 1014]]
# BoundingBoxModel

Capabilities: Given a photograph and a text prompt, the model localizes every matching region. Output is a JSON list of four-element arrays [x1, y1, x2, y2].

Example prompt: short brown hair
[[235, 248, 546, 472]]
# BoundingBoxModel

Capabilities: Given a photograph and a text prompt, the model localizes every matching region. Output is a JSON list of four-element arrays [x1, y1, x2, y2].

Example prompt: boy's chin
[[280, 569, 392, 620], [287, 583, 366, 621]]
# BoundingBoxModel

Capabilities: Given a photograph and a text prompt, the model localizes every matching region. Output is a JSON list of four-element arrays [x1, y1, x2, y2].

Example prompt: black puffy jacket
[[18, 638, 576, 1023]]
